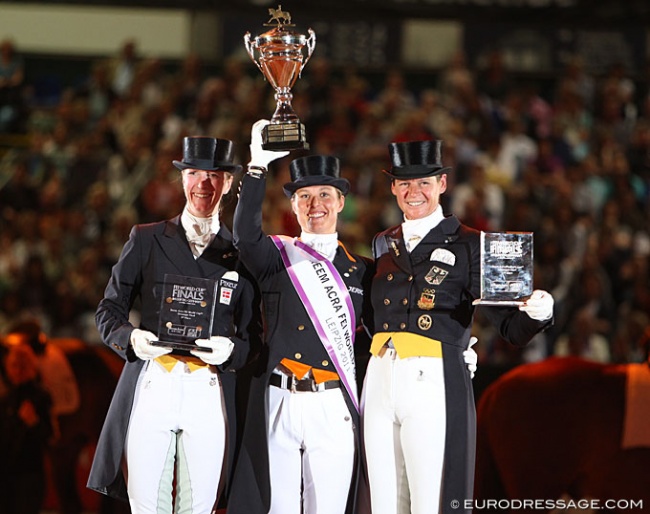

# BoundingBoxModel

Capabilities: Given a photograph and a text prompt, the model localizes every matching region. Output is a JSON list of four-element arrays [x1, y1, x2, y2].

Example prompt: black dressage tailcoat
[[227, 173, 374, 514], [370, 215, 551, 514], [86, 216, 260, 503]]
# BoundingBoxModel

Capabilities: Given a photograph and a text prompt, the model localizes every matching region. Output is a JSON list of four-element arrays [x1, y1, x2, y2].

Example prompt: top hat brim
[[173, 160, 243, 173], [283, 175, 350, 198], [382, 165, 452, 180]]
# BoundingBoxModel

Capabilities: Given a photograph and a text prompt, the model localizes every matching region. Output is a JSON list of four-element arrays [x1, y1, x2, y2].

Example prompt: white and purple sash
[[271, 235, 359, 412]]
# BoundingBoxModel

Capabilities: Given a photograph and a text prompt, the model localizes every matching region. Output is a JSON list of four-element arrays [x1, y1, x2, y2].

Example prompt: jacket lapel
[[384, 226, 412, 274], [409, 215, 461, 265], [199, 225, 237, 279], [156, 216, 203, 277], [332, 243, 359, 281], [155, 217, 236, 279]]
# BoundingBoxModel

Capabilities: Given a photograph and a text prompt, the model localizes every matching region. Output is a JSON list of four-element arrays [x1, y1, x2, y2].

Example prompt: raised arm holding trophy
[[227, 118, 375, 514]]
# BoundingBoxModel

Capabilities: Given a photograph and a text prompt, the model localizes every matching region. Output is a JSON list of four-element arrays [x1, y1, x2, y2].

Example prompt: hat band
[[392, 164, 442, 173], [182, 158, 215, 169], [283, 175, 350, 197]]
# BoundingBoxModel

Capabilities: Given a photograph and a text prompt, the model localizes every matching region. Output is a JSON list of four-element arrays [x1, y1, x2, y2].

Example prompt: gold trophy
[[244, 5, 315, 150]]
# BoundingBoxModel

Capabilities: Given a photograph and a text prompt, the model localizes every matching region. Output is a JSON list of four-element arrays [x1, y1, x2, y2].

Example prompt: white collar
[[181, 208, 220, 237], [402, 206, 444, 252], [300, 231, 339, 261], [181, 208, 220, 258]]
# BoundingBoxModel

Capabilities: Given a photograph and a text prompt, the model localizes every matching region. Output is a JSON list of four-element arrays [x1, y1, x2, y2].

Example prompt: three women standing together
[[88, 121, 553, 514]]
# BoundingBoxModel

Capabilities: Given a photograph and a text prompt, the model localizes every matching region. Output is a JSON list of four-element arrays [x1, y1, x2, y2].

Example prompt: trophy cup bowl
[[245, 7, 315, 151]]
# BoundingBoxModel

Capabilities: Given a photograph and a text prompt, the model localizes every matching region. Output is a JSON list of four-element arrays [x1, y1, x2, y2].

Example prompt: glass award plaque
[[472, 232, 533, 306], [153, 274, 218, 352]]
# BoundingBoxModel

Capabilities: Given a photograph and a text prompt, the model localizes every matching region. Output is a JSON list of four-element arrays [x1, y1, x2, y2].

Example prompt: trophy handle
[[243, 32, 264, 74], [299, 28, 316, 77]]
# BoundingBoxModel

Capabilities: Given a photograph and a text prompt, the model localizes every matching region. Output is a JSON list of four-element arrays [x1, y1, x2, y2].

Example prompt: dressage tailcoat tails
[[87, 216, 261, 502], [227, 172, 374, 514], [371, 215, 551, 514]]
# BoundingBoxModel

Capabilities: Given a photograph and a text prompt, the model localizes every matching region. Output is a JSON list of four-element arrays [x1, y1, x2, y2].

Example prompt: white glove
[[249, 119, 290, 168], [190, 336, 234, 365], [463, 336, 478, 379], [130, 329, 172, 360], [519, 289, 554, 321]]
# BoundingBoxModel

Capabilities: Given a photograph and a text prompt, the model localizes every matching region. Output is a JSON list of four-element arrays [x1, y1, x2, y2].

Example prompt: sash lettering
[[271, 235, 358, 411]]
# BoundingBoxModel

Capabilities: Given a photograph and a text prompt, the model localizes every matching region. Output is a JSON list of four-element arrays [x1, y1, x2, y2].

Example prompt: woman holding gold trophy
[[228, 119, 374, 514]]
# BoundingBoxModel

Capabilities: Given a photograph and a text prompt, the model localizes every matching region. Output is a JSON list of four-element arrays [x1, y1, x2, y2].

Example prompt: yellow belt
[[370, 332, 442, 359], [155, 354, 211, 372]]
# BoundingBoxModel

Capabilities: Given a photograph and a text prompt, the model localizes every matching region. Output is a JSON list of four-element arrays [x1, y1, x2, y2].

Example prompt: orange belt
[[280, 358, 339, 384]]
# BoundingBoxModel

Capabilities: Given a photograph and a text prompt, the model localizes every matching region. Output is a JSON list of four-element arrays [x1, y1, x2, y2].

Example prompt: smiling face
[[291, 185, 345, 234], [182, 169, 233, 218], [391, 174, 447, 220]]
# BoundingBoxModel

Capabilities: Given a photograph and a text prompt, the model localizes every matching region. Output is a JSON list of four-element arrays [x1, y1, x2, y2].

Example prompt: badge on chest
[[425, 265, 448, 285], [219, 271, 239, 305], [417, 288, 436, 310]]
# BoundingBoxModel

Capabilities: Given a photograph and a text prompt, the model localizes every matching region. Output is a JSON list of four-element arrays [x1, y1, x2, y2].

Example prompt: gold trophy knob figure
[[244, 5, 316, 151]]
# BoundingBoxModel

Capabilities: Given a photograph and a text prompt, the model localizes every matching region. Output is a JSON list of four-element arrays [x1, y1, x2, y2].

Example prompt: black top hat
[[382, 140, 452, 179], [283, 155, 350, 197], [173, 136, 242, 172]]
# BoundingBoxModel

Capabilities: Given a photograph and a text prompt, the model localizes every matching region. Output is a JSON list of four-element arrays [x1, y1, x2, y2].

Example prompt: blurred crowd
[[0, 38, 649, 366]]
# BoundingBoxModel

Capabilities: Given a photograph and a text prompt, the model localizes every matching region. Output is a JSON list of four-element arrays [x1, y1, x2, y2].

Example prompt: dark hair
[[5, 319, 46, 355]]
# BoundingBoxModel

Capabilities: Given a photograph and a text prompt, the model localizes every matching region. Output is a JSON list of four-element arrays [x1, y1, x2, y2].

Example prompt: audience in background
[[0, 38, 25, 133], [0, 43, 648, 366], [0, 342, 53, 514]]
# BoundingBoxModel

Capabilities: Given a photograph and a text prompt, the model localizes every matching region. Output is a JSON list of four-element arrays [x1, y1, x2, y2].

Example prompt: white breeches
[[362, 349, 446, 514], [266, 384, 355, 514], [125, 360, 227, 514]]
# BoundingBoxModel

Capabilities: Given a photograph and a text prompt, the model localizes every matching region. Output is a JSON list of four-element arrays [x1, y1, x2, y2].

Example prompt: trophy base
[[151, 340, 212, 353], [262, 122, 310, 151], [472, 299, 526, 306]]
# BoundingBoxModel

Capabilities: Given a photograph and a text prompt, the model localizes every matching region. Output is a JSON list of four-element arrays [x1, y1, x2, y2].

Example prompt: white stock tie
[[182, 210, 219, 258], [300, 232, 339, 261]]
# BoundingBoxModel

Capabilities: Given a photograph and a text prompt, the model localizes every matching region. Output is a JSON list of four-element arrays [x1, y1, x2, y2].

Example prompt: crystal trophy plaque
[[472, 232, 533, 306], [153, 274, 218, 352]]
